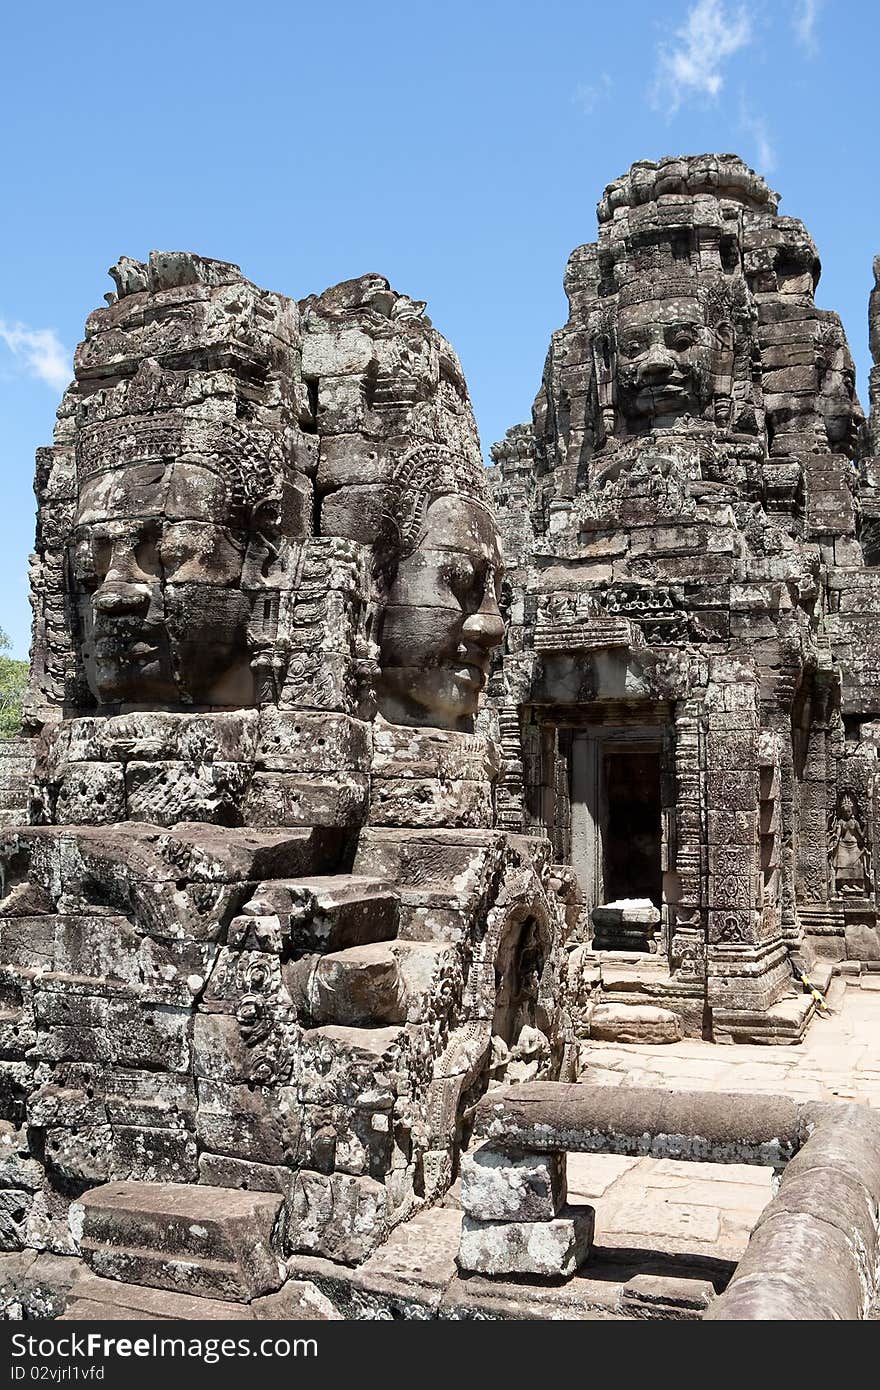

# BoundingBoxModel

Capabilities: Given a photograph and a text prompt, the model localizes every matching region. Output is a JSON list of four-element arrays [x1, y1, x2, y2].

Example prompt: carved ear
[[590, 333, 615, 441], [711, 321, 735, 426]]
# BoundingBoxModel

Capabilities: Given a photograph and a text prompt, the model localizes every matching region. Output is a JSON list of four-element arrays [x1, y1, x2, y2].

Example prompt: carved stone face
[[71, 461, 253, 708], [818, 338, 862, 451], [377, 495, 504, 731], [615, 295, 713, 429]]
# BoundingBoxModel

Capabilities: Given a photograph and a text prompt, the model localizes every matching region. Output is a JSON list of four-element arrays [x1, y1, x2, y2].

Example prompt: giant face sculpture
[[71, 459, 253, 708], [377, 492, 504, 732], [614, 293, 714, 431], [817, 323, 863, 452]]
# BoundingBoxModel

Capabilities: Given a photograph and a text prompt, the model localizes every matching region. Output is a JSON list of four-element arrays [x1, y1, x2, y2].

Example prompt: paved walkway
[[565, 981, 880, 1268], [578, 978, 880, 1107]]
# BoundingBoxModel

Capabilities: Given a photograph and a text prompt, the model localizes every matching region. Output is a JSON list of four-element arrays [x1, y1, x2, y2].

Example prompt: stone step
[[595, 951, 670, 972], [61, 1271, 254, 1320], [231, 874, 399, 953], [712, 992, 815, 1045], [78, 1181, 285, 1303], [309, 939, 448, 1027], [60, 1270, 341, 1320], [599, 963, 676, 994], [354, 827, 503, 890]]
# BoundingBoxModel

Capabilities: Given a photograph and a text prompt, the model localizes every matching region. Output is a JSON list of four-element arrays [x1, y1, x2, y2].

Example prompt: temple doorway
[[568, 730, 663, 944], [602, 745, 662, 905]]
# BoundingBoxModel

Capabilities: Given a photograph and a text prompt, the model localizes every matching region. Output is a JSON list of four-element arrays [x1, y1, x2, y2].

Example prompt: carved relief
[[830, 791, 871, 895]]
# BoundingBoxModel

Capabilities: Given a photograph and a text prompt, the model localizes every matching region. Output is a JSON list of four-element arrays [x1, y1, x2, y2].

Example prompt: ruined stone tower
[[488, 153, 876, 1044]]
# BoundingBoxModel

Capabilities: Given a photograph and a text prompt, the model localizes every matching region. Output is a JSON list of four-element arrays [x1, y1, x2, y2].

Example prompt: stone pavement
[[283, 985, 880, 1317], [567, 1153, 771, 1266], [579, 978, 880, 1107], [560, 981, 880, 1273]]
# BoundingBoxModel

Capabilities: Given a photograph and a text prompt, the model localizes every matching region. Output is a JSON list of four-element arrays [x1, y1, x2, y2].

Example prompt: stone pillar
[[668, 705, 705, 983], [704, 662, 793, 1039]]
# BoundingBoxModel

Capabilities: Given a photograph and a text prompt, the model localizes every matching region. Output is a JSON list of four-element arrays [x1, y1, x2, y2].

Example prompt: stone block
[[78, 1181, 285, 1302], [311, 944, 407, 1027], [0, 1190, 32, 1251], [460, 1147, 567, 1222], [620, 1273, 715, 1318], [369, 777, 492, 830], [301, 326, 373, 378], [107, 1000, 192, 1072], [53, 763, 126, 825], [125, 761, 250, 827], [457, 1204, 594, 1278], [288, 1170, 389, 1265], [102, 1071, 197, 1131], [192, 1012, 254, 1083], [320, 486, 396, 546], [198, 1153, 293, 1194], [589, 1003, 683, 1044], [251, 1279, 342, 1320], [231, 874, 398, 954], [244, 772, 368, 828], [316, 434, 389, 491], [255, 709, 371, 773], [591, 898, 660, 929], [195, 1080, 291, 1165], [844, 922, 880, 961]]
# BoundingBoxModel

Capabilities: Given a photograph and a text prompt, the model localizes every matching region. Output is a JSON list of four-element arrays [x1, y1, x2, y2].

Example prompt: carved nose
[[463, 595, 505, 649], [92, 580, 151, 616], [638, 347, 676, 382]]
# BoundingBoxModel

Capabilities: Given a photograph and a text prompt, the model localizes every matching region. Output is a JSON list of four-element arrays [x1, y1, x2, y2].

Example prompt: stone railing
[[458, 1082, 880, 1320]]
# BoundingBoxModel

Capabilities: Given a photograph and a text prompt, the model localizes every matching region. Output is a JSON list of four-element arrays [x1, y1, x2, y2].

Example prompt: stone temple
[[2, 155, 880, 1321]]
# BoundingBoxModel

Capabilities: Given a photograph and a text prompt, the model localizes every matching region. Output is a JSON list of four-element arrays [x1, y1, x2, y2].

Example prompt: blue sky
[[1, 0, 877, 658]]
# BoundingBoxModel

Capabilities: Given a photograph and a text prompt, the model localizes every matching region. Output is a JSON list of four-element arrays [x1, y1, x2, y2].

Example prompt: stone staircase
[[585, 952, 832, 1045], [588, 952, 688, 1043], [354, 825, 503, 943]]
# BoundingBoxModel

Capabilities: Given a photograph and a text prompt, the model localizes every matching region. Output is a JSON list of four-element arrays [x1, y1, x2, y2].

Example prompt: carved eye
[[72, 537, 110, 591], [670, 332, 695, 351], [444, 558, 477, 597], [135, 537, 161, 578], [622, 340, 643, 357]]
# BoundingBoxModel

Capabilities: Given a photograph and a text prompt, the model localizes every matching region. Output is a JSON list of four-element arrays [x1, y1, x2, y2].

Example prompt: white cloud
[[652, 0, 753, 114], [792, 0, 821, 52], [575, 73, 613, 115], [739, 106, 776, 173], [0, 319, 71, 392]]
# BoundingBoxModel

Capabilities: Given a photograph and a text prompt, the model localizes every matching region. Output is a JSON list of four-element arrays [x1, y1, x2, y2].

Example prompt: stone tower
[[489, 153, 873, 1044], [0, 252, 568, 1275]]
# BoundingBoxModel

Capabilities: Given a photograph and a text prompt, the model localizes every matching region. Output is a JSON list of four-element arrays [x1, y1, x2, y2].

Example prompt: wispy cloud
[[0, 319, 71, 392], [792, 0, 821, 53], [651, 0, 753, 114], [575, 73, 613, 115], [739, 103, 776, 173]]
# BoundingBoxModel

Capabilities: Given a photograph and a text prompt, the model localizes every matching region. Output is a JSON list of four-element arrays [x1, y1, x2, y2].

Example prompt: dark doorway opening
[[602, 745, 662, 906]]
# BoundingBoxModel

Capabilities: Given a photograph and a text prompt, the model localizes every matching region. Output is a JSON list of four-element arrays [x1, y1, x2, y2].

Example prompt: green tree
[[0, 629, 28, 737]]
